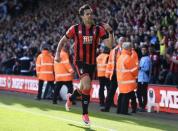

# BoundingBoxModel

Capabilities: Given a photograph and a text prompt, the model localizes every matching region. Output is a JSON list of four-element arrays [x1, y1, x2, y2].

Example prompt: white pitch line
[[0, 104, 117, 131]]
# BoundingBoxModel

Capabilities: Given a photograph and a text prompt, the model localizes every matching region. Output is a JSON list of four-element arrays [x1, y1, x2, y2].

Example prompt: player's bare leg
[[80, 75, 91, 125]]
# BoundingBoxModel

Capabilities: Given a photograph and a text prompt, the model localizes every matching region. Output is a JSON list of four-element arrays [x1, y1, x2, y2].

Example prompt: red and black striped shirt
[[66, 23, 108, 65]]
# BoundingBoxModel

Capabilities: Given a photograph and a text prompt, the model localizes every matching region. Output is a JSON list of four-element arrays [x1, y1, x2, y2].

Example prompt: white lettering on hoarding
[[0, 77, 6, 87], [73, 83, 79, 89], [24, 79, 38, 91], [160, 90, 178, 109], [11, 78, 24, 89], [7, 77, 11, 88], [92, 84, 99, 98]]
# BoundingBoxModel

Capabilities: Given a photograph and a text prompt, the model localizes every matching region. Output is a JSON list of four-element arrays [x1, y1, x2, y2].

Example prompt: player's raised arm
[[55, 25, 75, 62], [99, 23, 114, 49], [55, 35, 68, 62], [103, 23, 114, 49]]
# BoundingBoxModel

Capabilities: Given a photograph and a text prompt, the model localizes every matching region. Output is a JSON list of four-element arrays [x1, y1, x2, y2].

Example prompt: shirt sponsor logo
[[83, 36, 93, 44], [79, 31, 82, 34], [80, 69, 83, 74]]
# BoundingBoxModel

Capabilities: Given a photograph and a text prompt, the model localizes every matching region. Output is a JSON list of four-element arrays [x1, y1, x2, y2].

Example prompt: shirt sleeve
[[65, 25, 75, 39], [140, 58, 150, 72], [99, 26, 108, 40]]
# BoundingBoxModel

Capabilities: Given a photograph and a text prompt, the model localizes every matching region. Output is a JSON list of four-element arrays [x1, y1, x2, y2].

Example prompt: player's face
[[81, 9, 93, 24]]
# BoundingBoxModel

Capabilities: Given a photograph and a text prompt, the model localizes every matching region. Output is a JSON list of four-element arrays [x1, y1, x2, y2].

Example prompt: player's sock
[[82, 93, 90, 115], [70, 89, 81, 101]]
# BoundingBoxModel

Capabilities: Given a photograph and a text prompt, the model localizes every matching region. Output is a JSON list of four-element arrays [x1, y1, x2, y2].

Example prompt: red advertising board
[[147, 85, 178, 113], [0, 75, 38, 94], [0, 75, 177, 114]]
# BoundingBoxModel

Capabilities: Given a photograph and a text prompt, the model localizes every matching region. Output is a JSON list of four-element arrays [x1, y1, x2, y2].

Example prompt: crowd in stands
[[0, 0, 177, 85]]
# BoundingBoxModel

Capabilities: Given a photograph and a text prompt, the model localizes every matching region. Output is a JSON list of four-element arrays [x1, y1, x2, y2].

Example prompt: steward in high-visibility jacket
[[105, 45, 121, 80], [116, 42, 138, 114], [54, 49, 74, 82], [96, 46, 110, 106], [97, 52, 109, 78], [101, 37, 125, 112], [53, 44, 74, 104], [131, 48, 139, 77], [35, 44, 55, 100], [128, 48, 139, 113]]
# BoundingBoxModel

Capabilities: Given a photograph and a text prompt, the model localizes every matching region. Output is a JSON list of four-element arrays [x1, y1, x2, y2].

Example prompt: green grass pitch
[[0, 92, 177, 131]]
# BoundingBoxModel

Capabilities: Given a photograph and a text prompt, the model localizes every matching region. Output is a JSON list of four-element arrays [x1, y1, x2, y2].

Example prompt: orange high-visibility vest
[[105, 45, 121, 80], [117, 49, 138, 93], [96, 53, 109, 77], [36, 50, 54, 81], [131, 48, 139, 79], [131, 48, 139, 66], [54, 49, 74, 82]]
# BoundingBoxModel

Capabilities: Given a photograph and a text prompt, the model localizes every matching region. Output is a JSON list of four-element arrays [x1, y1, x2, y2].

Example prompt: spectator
[[19, 51, 32, 76], [0, 0, 177, 88], [158, 63, 168, 84], [165, 42, 178, 85], [137, 45, 152, 112], [150, 29, 159, 51], [12, 59, 21, 75], [29, 58, 36, 76], [0, 0, 8, 23], [149, 45, 160, 83]]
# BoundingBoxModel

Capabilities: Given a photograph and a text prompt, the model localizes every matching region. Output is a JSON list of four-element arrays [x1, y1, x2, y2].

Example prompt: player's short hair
[[78, 4, 92, 16]]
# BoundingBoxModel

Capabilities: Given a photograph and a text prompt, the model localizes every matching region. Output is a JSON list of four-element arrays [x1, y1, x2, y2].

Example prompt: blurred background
[[0, 0, 177, 85]]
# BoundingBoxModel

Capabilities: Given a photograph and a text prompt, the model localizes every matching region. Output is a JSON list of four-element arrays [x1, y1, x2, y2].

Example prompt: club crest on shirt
[[83, 36, 93, 44], [79, 31, 82, 34], [80, 68, 83, 74]]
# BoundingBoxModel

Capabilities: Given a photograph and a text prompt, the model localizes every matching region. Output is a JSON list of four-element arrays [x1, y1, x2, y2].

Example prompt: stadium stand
[[0, 0, 177, 85]]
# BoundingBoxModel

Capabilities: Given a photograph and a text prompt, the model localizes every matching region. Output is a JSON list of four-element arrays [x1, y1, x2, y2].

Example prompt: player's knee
[[82, 84, 91, 95], [83, 83, 91, 90], [81, 75, 91, 90]]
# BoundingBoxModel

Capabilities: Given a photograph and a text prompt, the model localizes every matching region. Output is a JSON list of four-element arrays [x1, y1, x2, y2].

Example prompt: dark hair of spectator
[[78, 4, 92, 16], [41, 44, 50, 51], [141, 45, 148, 50]]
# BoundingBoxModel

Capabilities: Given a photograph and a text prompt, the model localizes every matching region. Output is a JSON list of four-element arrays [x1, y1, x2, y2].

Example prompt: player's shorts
[[74, 61, 96, 80]]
